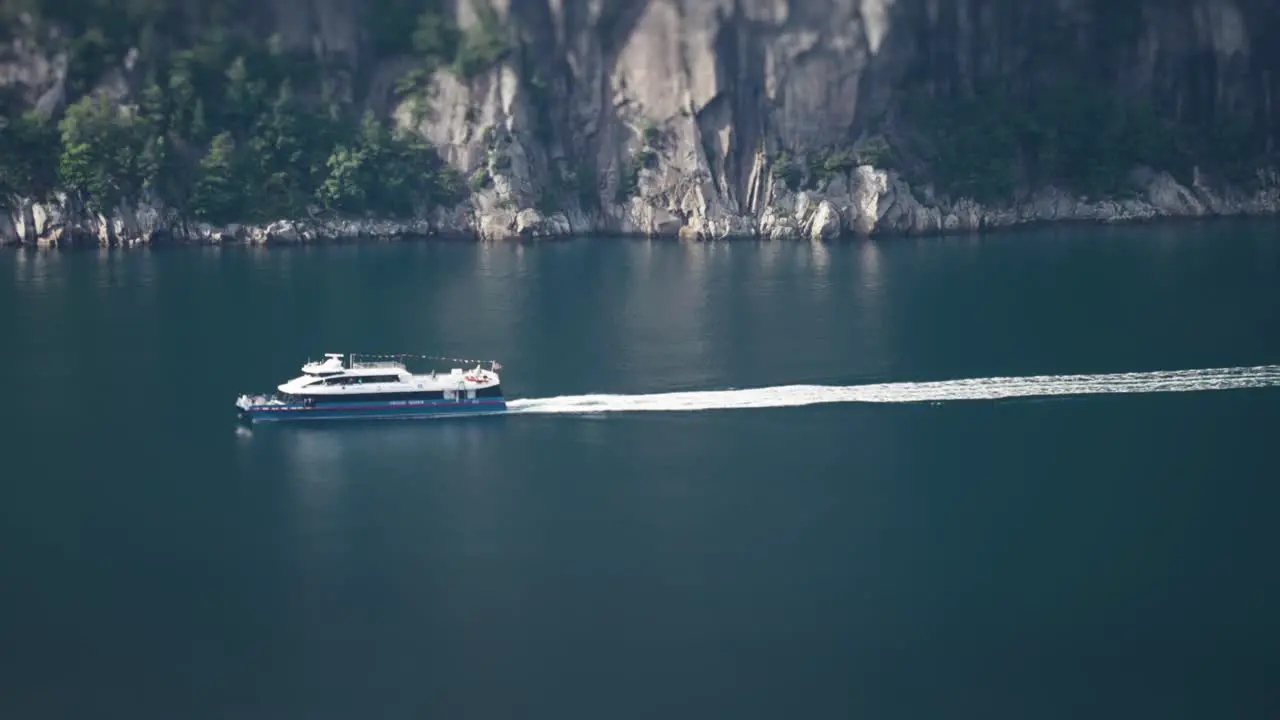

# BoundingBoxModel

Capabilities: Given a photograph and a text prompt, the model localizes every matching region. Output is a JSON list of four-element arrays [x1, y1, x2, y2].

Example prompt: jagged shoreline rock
[[3, 164, 1278, 248]]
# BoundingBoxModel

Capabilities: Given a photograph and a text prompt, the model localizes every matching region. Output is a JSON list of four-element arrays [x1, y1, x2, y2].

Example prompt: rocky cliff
[[2, 0, 1279, 246]]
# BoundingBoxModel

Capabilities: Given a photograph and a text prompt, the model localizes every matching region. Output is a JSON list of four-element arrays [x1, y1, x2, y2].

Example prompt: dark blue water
[[2, 222, 1279, 719]]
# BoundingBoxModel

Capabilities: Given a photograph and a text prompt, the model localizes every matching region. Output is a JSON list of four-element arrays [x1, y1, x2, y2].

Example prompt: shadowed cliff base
[[3, 0, 1279, 246]]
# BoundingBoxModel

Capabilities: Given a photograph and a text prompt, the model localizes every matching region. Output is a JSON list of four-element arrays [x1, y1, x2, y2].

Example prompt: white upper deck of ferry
[[277, 353, 501, 395]]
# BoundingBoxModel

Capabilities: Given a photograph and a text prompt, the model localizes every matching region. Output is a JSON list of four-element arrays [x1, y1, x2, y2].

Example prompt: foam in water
[[505, 365, 1280, 415]]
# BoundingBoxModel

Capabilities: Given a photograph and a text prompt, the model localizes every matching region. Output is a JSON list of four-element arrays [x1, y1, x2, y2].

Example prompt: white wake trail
[[505, 365, 1280, 415]]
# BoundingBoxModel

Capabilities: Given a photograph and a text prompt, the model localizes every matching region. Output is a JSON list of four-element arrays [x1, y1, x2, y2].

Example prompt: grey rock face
[[4, 0, 1280, 245]]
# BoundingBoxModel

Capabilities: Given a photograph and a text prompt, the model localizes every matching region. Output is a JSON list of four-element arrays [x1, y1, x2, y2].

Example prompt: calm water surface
[[2, 222, 1279, 719]]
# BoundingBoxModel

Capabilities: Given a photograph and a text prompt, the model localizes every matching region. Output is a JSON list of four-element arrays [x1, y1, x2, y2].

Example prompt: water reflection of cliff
[[617, 241, 714, 392]]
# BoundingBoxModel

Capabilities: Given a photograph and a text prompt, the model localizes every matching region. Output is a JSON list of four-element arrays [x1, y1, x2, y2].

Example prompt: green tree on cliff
[[0, 111, 59, 208], [190, 131, 241, 224], [317, 111, 384, 214], [246, 79, 312, 220], [3, 2, 474, 229], [57, 95, 154, 213], [317, 110, 464, 218], [317, 144, 368, 214]]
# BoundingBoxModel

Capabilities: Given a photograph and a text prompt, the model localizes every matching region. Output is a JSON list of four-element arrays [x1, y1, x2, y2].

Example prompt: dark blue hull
[[237, 397, 507, 423]]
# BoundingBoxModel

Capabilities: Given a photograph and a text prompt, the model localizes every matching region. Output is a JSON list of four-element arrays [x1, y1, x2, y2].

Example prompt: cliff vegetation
[[0, 0, 478, 231]]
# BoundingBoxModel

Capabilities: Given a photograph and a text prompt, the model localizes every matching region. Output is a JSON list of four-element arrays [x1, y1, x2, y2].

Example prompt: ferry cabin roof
[[278, 365, 499, 394]]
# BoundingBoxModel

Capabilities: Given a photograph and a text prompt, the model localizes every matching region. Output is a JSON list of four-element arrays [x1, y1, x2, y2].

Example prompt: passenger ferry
[[235, 353, 505, 423]]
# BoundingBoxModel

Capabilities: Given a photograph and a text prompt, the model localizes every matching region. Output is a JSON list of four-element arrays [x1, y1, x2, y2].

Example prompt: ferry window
[[320, 375, 400, 385]]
